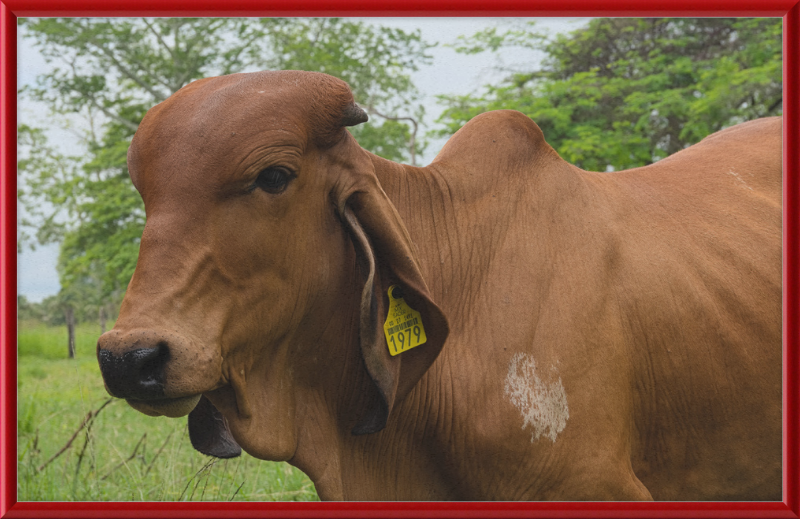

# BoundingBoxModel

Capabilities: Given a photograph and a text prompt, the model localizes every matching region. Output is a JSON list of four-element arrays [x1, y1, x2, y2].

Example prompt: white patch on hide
[[727, 168, 753, 190], [504, 352, 569, 443]]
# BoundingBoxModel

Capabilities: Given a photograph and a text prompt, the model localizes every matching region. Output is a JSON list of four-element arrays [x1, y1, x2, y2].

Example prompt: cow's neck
[[285, 241, 454, 499], [286, 154, 467, 500], [366, 150, 580, 316], [289, 151, 591, 499]]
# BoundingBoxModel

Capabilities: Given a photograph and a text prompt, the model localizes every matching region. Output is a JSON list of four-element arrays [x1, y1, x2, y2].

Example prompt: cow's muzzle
[[97, 346, 168, 400], [96, 328, 215, 417]]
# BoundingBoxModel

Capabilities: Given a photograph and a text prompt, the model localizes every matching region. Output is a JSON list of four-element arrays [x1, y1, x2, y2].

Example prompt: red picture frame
[[1, 1, 798, 517]]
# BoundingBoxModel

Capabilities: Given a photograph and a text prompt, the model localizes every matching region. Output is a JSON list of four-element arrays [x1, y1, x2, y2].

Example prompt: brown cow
[[97, 70, 782, 501]]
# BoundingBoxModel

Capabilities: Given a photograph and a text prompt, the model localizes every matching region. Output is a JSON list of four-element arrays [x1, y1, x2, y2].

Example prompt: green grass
[[17, 321, 319, 502], [18, 319, 103, 360]]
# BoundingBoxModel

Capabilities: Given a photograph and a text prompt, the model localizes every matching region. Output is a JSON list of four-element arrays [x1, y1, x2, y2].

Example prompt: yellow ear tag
[[383, 285, 427, 356]]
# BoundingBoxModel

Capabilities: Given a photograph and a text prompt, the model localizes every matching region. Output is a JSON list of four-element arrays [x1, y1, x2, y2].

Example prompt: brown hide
[[97, 71, 782, 501]]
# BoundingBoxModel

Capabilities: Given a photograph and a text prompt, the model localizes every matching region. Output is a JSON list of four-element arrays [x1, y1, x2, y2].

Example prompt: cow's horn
[[341, 104, 368, 127]]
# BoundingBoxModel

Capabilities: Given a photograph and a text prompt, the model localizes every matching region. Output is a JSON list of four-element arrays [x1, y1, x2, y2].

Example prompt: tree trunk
[[64, 306, 76, 359], [99, 305, 107, 335]]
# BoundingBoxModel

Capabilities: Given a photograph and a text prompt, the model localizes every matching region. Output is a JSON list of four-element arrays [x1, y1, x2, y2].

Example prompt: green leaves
[[437, 18, 782, 171]]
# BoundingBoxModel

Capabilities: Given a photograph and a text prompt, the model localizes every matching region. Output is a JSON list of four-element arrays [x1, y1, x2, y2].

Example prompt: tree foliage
[[18, 124, 143, 299], [19, 17, 433, 323], [17, 295, 42, 322], [438, 18, 782, 171], [22, 18, 432, 161]]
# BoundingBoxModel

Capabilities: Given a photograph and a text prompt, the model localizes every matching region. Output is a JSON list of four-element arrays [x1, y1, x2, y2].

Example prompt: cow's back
[[589, 117, 782, 500]]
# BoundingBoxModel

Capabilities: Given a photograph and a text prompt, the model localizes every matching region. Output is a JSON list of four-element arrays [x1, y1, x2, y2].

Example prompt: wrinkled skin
[[97, 71, 782, 501]]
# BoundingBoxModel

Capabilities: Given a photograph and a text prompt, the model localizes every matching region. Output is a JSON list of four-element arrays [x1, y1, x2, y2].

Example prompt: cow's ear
[[341, 184, 450, 435]]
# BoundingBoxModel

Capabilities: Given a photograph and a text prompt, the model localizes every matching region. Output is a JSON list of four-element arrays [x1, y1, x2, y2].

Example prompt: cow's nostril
[[98, 342, 170, 400], [138, 342, 169, 386]]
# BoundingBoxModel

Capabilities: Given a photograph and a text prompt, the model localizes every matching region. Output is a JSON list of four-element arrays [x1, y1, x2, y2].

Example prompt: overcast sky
[[17, 17, 591, 303]]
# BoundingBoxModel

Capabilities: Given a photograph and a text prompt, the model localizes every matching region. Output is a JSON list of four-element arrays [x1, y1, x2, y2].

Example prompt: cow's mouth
[[126, 394, 202, 418]]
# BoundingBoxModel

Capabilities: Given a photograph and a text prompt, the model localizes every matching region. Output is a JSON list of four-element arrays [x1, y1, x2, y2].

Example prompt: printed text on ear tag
[[383, 285, 427, 356]]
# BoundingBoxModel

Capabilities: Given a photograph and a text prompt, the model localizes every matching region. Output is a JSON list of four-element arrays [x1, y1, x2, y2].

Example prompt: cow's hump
[[431, 110, 562, 175]]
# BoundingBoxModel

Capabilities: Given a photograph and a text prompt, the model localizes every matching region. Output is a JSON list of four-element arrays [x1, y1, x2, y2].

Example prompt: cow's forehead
[[128, 71, 354, 190], [135, 72, 317, 150]]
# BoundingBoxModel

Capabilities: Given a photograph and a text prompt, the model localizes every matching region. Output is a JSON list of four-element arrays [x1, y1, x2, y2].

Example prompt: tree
[[18, 123, 135, 329], [437, 18, 782, 171], [19, 17, 433, 326]]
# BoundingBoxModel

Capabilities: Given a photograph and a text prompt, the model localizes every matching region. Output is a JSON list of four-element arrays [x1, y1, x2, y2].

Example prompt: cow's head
[[96, 71, 448, 461]]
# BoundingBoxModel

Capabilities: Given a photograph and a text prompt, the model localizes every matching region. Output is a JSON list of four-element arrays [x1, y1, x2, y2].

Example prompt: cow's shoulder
[[430, 110, 562, 179]]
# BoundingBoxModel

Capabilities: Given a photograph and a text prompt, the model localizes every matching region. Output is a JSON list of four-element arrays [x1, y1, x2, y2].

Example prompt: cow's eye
[[253, 167, 293, 194]]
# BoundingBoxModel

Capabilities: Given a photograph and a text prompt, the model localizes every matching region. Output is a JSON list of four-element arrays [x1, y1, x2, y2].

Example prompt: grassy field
[[17, 320, 319, 502]]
